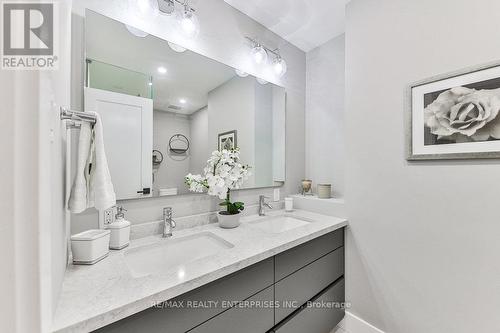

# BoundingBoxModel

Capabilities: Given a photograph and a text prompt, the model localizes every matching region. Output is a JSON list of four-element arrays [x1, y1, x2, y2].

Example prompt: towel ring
[[152, 150, 164, 165], [169, 134, 190, 154]]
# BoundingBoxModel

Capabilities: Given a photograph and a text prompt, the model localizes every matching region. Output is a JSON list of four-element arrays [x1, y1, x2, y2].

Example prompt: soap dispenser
[[107, 206, 131, 250]]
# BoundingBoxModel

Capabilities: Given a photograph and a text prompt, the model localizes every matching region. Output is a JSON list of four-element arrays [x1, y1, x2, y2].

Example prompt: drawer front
[[275, 247, 344, 324], [188, 286, 274, 333], [95, 258, 273, 333], [273, 278, 345, 333], [275, 229, 343, 282]]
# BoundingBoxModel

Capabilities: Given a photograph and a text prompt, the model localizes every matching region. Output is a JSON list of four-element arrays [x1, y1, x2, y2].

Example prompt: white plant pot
[[218, 211, 241, 229]]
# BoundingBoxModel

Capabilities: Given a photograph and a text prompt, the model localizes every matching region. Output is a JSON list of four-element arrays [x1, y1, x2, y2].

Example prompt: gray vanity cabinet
[[275, 247, 344, 323], [95, 228, 345, 333], [188, 286, 274, 333], [272, 278, 345, 333], [274, 230, 344, 281], [95, 258, 273, 333]]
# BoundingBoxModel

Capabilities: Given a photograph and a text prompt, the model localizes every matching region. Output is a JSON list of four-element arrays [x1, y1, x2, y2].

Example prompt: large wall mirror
[[83, 11, 286, 200]]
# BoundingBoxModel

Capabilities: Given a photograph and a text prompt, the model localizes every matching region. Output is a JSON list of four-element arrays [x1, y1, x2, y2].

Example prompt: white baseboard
[[340, 311, 386, 333]]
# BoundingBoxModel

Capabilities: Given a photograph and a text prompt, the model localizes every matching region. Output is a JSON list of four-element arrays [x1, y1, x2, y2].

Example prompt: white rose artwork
[[424, 87, 500, 142], [407, 62, 500, 160]]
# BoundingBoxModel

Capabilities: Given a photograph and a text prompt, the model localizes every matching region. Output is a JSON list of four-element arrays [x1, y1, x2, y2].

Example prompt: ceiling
[[86, 11, 236, 114], [225, 0, 348, 52]]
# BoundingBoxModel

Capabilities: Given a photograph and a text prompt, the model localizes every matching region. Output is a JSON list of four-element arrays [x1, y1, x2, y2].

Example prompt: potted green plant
[[185, 148, 250, 228]]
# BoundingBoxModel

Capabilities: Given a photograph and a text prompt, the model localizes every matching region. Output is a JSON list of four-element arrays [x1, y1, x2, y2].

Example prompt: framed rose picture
[[407, 61, 500, 160], [218, 130, 237, 151]]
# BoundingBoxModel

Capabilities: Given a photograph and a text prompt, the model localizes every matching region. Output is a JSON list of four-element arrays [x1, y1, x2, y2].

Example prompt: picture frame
[[218, 130, 237, 151], [407, 60, 500, 160]]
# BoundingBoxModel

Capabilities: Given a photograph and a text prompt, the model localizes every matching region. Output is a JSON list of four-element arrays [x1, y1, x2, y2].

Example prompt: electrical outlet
[[104, 208, 114, 225]]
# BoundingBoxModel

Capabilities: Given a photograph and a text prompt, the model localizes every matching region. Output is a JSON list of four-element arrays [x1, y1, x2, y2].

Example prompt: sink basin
[[124, 232, 233, 277], [247, 214, 314, 234]]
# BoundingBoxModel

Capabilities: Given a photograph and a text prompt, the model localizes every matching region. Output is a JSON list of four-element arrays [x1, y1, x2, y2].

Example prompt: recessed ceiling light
[[158, 66, 167, 74], [179, 98, 187, 104]]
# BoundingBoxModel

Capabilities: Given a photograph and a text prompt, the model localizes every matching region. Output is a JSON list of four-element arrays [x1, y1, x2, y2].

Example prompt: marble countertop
[[52, 209, 347, 332]]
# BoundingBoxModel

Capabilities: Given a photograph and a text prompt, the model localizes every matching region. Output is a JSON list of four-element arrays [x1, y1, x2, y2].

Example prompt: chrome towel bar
[[60, 107, 97, 126]]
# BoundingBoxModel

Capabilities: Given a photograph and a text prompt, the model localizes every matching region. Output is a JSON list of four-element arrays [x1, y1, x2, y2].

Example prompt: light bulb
[[179, 98, 187, 104], [158, 0, 175, 15], [273, 56, 287, 77], [251, 45, 268, 65], [168, 42, 187, 53], [235, 69, 249, 77], [133, 0, 159, 16], [177, 5, 200, 39]]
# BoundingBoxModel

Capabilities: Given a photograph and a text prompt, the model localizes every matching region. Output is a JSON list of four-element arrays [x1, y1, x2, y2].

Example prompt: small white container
[[70, 229, 110, 265], [285, 197, 294, 212], [107, 218, 131, 250]]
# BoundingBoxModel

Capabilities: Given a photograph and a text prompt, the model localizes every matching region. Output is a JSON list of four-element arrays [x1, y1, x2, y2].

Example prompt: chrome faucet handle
[[163, 207, 172, 218]]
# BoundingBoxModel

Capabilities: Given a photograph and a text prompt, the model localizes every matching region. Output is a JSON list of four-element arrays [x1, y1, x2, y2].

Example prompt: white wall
[[153, 110, 191, 193], [189, 107, 209, 174], [0, 1, 71, 332], [70, 0, 305, 229], [345, 0, 500, 332], [254, 83, 273, 186], [208, 76, 256, 185], [306, 34, 345, 197]]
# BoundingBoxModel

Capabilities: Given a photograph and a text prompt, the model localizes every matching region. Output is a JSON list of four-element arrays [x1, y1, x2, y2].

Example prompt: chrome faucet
[[162, 207, 176, 238], [259, 195, 273, 216]]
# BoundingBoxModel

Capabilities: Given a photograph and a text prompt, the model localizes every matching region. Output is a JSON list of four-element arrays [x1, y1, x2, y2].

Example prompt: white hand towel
[[87, 112, 116, 211], [68, 112, 116, 213], [68, 121, 92, 213]]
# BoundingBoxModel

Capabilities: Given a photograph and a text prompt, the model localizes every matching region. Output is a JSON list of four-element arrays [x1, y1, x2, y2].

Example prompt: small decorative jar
[[301, 179, 313, 195], [317, 184, 332, 199]]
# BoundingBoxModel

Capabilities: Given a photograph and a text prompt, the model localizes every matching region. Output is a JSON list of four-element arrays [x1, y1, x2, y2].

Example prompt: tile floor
[[332, 325, 347, 333]]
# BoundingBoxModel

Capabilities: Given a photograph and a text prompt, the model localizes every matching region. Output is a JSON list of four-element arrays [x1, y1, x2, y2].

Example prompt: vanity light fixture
[[235, 69, 249, 77], [158, 66, 167, 74], [246, 36, 288, 77], [156, 0, 199, 39], [168, 41, 187, 53], [157, 0, 175, 15], [137, 0, 152, 13], [177, 0, 200, 39], [273, 54, 287, 77], [250, 44, 268, 65]]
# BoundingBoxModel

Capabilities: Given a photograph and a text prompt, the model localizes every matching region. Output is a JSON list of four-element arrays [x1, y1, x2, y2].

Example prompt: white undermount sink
[[247, 214, 314, 234], [124, 232, 233, 278]]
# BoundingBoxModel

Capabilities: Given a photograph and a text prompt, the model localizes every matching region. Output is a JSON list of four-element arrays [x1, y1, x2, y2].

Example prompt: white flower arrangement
[[185, 148, 251, 214]]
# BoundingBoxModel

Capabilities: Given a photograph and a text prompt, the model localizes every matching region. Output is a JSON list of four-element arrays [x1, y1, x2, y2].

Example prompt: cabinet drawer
[[275, 229, 343, 282], [275, 247, 344, 324], [273, 278, 345, 333], [188, 286, 274, 333], [95, 258, 273, 333]]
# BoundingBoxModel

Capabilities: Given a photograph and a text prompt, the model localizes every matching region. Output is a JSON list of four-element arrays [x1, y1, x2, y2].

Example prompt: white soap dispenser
[[107, 206, 131, 250]]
